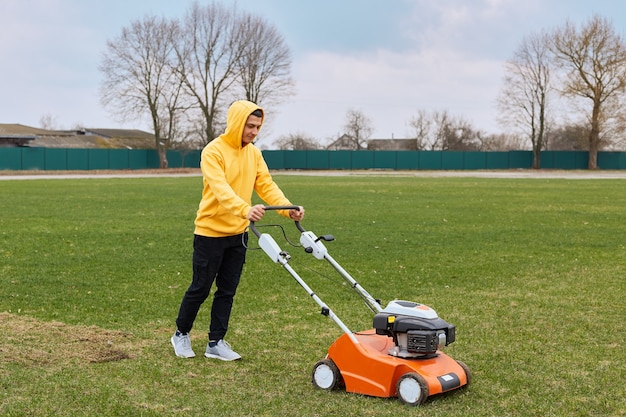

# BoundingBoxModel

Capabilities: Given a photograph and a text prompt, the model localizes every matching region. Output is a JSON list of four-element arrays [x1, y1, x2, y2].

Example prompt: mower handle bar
[[248, 205, 304, 237]]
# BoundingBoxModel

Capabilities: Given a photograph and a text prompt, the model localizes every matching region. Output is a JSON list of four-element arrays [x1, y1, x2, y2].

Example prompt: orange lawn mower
[[249, 206, 471, 406]]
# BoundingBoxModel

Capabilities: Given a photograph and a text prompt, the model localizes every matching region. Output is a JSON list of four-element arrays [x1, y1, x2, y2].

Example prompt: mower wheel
[[456, 360, 472, 387], [312, 359, 343, 391], [396, 372, 429, 406]]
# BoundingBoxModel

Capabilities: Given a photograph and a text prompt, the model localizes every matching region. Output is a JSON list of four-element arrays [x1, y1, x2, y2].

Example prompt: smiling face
[[241, 114, 262, 146]]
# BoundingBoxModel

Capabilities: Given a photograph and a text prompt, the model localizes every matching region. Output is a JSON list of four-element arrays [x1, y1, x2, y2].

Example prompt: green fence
[[263, 150, 626, 170], [0, 148, 202, 171], [1, 148, 625, 171]]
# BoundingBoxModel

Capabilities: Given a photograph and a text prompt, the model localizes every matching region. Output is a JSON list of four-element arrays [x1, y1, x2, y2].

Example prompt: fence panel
[[598, 152, 626, 169], [464, 152, 487, 170], [328, 151, 352, 169], [508, 151, 532, 169], [67, 149, 89, 170], [485, 152, 509, 169], [109, 149, 129, 170], [262, 150, 284, 170], [442, 152, 464, 170], [304, 150, 328, 169], [373, 151, 396, 169], [181, 150, 201, 168], [43, 148, 67, 170], [88, 149, 109, 170], [396, 151, 419, 169], [128, 150, 149, 170], [419, 151, 442, 170], [21, 148, 45, 170], [0, 148, 22, 170], [284, 150, 307, 169], [351, 151, 374, 169]]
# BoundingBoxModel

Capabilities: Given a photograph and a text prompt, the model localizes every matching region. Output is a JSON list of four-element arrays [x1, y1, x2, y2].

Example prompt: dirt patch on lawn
[[0, 312, 135, 366]]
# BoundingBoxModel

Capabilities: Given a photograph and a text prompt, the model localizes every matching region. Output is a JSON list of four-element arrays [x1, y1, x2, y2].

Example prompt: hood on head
[[221, 100, 264, 149]]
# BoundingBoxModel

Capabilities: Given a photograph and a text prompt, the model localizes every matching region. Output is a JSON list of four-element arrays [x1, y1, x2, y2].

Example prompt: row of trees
[[273, 106, 581, 154], [101, 5, 626, 169], [277, 15, 626, 170], [272, 105, 598, 155], [273, 108, 507, 151], [498, 15, 626, 169], [99, 1, 294, 168]]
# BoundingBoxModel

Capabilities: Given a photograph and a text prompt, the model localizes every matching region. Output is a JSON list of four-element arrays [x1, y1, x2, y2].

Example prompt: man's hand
[[247, 204, 266, 222], [289, 206, 305, 222]]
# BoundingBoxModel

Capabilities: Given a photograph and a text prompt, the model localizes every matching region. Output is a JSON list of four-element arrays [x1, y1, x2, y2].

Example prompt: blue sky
[[2, 0, 625, 147]]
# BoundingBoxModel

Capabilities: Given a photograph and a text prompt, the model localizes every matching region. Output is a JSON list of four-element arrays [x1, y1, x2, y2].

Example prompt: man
[[171, 100, 304, 360]]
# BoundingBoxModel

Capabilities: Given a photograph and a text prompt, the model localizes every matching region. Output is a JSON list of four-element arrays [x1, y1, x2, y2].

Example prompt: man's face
[[241, 114, 262, 146]]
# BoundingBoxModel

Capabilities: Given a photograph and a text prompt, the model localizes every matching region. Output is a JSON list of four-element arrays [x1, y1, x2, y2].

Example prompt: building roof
[[0, 124, 156, 149], [367, 138, 417, 151], [0, 123, 56, 136], [81, 128, 155, 140]]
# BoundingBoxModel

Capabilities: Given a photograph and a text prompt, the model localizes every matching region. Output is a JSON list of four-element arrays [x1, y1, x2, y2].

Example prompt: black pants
[[175, 233, 247, 341]]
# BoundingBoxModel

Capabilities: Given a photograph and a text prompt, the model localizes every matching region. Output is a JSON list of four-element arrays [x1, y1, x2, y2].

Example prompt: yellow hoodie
[[194, 100, 292, 237]]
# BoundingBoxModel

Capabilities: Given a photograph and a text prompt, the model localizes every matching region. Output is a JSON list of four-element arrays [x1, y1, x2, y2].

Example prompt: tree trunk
[[588, 140, 599, 170], [157, 145, 168, 169], [588, 103, 601, 170], [532, 147, 541, 169]]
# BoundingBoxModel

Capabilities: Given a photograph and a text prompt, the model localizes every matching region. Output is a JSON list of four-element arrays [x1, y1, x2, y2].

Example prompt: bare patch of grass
[[0, 312, 134, 365]]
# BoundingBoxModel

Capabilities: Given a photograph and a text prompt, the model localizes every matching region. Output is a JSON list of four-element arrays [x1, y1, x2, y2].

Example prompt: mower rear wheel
[[312, 359, 343, 391], [396, 372, 429, 406], [456, 360, 472, 386]]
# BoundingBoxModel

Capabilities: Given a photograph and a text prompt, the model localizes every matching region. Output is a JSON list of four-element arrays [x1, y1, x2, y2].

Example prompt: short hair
[[250, 109, 263, 118]]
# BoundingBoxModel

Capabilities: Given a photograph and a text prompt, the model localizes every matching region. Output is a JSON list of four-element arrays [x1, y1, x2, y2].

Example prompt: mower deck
[[327, 330, 469, 400]]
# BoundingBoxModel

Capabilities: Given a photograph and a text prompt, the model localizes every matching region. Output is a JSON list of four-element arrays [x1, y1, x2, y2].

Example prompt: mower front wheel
[[396, 372, 429, 406], [312, 359, 343, 391]]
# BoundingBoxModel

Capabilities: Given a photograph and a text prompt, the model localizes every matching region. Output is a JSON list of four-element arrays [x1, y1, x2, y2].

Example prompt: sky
[[2, 0, 626, 148]]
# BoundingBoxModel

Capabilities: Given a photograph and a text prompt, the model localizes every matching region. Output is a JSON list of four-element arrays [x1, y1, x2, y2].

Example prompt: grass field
[[0, 174, 624, 416]]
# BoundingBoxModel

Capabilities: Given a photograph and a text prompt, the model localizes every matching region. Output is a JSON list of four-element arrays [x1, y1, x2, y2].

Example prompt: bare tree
[[410, 109, 482, 151], [550, 15, 626, 169], [236, 13, 295, 107], [548, 122, 589, 150], [100, 15, 182, 168], [343, 109, 373, 150], [427, 110, 447, 150], [437, 113, 481, 151], [408, 109, 431, 150], [38, 113, 59, 131], [481, 132, 526, 151], [498, 30, 552, 169], [174, 2, 246, 144], [275, 132, 320, 150], [99, 2, 295, 153]]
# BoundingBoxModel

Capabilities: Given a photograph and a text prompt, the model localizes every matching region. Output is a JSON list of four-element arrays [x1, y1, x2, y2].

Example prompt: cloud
[[263, 0, 552, 141], [267, 41, 504, 143]]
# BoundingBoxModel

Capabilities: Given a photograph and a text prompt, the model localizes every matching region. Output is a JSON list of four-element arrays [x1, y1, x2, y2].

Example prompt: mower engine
[[373, 300, 456, 358]]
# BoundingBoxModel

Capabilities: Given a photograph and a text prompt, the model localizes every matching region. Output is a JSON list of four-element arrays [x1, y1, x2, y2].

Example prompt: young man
[[171, 100, 304, 360]]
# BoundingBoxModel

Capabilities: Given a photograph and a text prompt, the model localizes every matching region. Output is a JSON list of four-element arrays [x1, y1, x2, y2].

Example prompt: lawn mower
[[249, 206, 471, 406]]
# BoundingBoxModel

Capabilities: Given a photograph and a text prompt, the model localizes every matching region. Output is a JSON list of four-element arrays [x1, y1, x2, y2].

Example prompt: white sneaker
[[204, 340, 242, 361], [171, 332, 195, 358]]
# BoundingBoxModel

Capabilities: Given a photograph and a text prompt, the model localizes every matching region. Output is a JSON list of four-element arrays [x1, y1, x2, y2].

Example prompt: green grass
[[0, 174, 624, 416]]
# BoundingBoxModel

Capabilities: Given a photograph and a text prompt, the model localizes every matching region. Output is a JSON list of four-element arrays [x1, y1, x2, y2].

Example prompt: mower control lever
[[304, 235, 334, 254]]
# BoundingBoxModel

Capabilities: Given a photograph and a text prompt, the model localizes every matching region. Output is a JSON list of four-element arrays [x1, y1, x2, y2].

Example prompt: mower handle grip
[[249, 205, 305, 237]]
